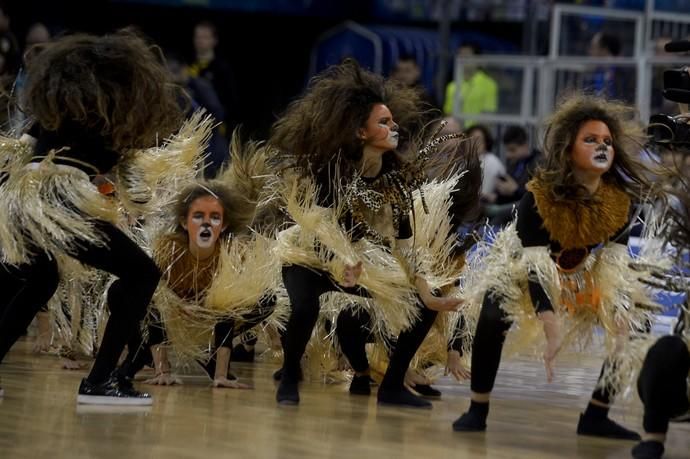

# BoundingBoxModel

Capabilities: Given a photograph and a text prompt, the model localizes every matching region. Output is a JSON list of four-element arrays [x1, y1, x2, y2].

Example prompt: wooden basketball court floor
[[0, 339, 688, 459]]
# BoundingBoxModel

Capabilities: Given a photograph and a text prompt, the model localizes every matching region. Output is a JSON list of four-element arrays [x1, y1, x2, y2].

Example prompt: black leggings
[[336, 307, 377, 373], [638, 335, 690, 433], [124, 295, 277, 376], [282, 264, 437, 391], [470, 291, 615, 404], [0, 220, 160, 384], [213, 295, 276, 349]]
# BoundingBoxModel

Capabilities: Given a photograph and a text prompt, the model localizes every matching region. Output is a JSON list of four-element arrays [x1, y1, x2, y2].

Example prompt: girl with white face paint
[[117, 182, 278, 390], [570, 120, 616, 190], [453, 95, 665, 441], [270, 58, 473, 409], [182, 195, 227, 255]]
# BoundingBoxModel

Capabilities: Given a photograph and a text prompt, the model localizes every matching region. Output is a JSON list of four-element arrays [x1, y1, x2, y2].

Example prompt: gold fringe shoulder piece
[[205, 234, 281, 315], [408, 173, 469, 290], [462, 221, 660, 358], [0, 136, 33, 172], [116, 110, 211, 217], [526, 178, 631, 249], [276, 177, 420, 335], [0, 160, 120, 265], [150, 233, 285, 364]]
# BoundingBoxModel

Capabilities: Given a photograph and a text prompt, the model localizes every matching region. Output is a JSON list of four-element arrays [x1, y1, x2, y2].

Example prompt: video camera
[[647, 39, 690, 146]]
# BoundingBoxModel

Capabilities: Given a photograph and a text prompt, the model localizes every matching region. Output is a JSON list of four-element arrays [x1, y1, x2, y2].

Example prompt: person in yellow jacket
[[443, 44, 498, 127]]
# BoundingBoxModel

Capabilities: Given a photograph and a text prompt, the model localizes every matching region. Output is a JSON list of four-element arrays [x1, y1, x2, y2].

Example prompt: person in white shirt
[[466, 124, 505, 203]]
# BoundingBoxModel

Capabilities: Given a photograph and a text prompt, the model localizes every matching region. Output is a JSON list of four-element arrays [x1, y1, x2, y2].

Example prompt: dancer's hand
[[416, 276, 463, 311], [32, 334, 51, 354], [417, 276, 463, 312], [144, 373, 182, 386], [404, 368, 430, 392], [539, 310, 562, 383], [423, 295, 464, 312], [212, 377, 251, 389], [446, 350, 471, 381], [61, 358, 85, 370], [342, 261, 363, 287], [33, 311, 52, 354]]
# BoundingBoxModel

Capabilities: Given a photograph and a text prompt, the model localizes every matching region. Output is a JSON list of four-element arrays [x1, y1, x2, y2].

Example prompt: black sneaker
[[576, 414, 641, 440], [276, 378, 300, 405], [377, 388, 432, 409], [631, 440, 665, 459], [273, 367, 303, 382], [452, 411, 487, 432], [77, 375, 152, 406], [232, 343, 255, 363], [196, 358, 238, 382], [349, 374, 372, 396], [412, 384, 442, 398], [671, 410, 690, 423]]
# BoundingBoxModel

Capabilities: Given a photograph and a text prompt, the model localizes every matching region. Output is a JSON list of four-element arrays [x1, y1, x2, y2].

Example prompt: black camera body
[[647, 40, 690, 146]]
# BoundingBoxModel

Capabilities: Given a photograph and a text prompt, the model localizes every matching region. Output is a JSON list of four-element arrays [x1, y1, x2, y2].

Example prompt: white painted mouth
[[593, 152, 608, 162], [196, 227, 214, 248], [388, 132, 399, 148]]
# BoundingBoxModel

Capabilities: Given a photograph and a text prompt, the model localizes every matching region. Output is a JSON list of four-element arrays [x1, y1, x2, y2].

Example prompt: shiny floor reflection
[[0, 340, 688, 459]]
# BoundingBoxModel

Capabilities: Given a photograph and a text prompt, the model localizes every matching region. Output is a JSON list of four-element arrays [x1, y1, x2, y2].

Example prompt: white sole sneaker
[[76, 405, 152, 415], [77, 394, 153, 406]]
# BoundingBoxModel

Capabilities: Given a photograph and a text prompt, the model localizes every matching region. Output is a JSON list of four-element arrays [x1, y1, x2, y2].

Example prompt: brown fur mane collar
[[526, 178, 631, 249]]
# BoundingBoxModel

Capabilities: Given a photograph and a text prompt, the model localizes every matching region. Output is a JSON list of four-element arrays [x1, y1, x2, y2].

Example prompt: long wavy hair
[[535, 94, 659, 202], [269, 59, 429, 185], [23, 29, 183, 152]]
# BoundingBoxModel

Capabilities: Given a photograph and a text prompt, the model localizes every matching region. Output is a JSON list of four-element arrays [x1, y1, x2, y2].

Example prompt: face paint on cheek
[[376, 123, 399, 149]]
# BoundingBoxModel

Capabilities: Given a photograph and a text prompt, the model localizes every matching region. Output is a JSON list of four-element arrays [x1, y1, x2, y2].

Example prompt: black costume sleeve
[[397, 214, 413, 240], [515, 192, 554, 313]]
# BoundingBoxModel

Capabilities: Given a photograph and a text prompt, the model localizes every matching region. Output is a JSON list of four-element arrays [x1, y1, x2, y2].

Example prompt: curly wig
[[173, 181, 254, 237], [269, 58, 429, 183], [535, 94, 659, 202], [23, 29, 183, 152]]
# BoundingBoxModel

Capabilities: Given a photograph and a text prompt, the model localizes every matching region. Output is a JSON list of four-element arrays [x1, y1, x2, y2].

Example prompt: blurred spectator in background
[[187, 21, 239, 133], [466, 124, 505, 205], [168, 51, 229, 177], [495, 125, 542, 204], [0, 6, 19, 76], [485, 125, 543, 226], [586, 32, 624, 99], [0, 6, 19, 130], [391, 53, 436, 108], [651, 36, 681, 115], [10, 22, 52, 133], [24, 22, 50, 48], [443, 43, 497, 128]]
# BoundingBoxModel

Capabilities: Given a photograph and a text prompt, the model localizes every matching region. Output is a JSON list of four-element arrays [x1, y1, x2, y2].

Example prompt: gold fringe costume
[[137, 135, 287, 363], [276, 127, 472, 338], [0, 112, 212, 367], [0, 112, 211, 266], [45, 256, 112, 359], [303, 173, 477, 382], [151, 233, 285, 362], [463, 178, 663, 365]]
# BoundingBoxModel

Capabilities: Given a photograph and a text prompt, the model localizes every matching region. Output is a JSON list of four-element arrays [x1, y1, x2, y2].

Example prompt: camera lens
[[647, 114, 676, 143]]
